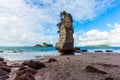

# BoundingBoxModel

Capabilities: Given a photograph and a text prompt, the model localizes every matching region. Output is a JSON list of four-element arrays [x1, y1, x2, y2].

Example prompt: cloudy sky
[[0, 0, 120, 46]]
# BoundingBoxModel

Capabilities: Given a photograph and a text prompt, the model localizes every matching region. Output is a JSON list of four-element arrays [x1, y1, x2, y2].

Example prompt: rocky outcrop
[[56, 11, 74, 54], [0, 57, 11, 80], [14, 60, 44, 80], [34, 42, 53, 47]]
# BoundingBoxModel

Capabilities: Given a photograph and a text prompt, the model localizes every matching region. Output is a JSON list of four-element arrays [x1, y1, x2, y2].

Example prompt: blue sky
[[0, 0, 120, 46]]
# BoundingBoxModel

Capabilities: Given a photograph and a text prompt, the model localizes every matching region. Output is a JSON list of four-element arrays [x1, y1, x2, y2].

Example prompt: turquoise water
[[0, 46, 56, 52], [0, 47, 59, 61], [0, 46, 120, 61], [0, 46, 120, 53], [80, 46, 120, 52]]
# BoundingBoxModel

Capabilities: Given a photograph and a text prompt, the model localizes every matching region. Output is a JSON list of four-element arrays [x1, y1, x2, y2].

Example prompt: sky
[[0, 0, 120, 46]]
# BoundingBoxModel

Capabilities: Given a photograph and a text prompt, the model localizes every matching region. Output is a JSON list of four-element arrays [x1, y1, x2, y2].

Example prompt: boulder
[[106, 50, 113, 52], [95, 50, 103, 53], [0, 57, 4, 61], [14, 72, 35, 80], [0, 69, 9, 76], [28, 60, 45, 70], [85, 65, 107, 74], [0, 61, 7, 65], [0, 58, 10, 80], [0, 64, 11, 72], [46, 58, 57, 63], [17, 67, 37, 75], [81, 49, 88, 52]]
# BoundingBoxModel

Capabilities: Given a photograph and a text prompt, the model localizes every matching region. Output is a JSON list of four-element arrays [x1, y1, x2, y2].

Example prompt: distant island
[[34, 42, 53, 47], [86, 44, 110, 47]]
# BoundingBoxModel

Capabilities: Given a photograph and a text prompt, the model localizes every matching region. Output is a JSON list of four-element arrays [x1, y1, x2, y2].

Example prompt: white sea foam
[[0, 51, 60, 61]]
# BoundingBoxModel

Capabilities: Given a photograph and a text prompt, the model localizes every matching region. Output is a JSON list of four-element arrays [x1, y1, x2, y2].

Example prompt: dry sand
[[7, 52, 120, 80]]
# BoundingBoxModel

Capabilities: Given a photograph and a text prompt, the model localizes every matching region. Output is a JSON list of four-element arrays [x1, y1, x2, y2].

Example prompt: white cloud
[[0, 0, 57, 46], [0, 16, 17, 26], [106, 23, 113, 28], [26, 0, 119, 21], [78, 23, 120, 46], [0, 0, 119, 46]]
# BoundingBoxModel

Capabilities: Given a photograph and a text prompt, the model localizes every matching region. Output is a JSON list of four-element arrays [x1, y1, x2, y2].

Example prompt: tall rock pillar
[[56, 11, 74, 55]]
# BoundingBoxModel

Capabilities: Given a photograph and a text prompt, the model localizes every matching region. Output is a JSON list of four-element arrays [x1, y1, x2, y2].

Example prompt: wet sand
[[7, 52, 120, 80]]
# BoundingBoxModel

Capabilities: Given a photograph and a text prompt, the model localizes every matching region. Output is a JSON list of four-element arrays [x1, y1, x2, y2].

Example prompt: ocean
[[0, 46, 120, 61]]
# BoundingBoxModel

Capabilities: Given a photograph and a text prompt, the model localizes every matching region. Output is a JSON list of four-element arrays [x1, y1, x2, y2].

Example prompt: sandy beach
[[5, 52, 120, 80]]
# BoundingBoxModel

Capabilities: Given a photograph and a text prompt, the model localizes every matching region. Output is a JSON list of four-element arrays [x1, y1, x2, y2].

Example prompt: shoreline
[[1, 51, 120, 61], [0, 46, 120, 61], [6, 52, 120, 80]]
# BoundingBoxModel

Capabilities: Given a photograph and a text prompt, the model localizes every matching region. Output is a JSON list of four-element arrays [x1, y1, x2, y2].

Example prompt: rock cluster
[[0, 57, 11, 80], [14, 60, 46, 80]]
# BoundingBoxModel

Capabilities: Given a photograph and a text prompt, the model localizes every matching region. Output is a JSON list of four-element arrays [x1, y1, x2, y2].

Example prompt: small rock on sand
[[46, 58, 57, 63], [85, 65, 107, 74]]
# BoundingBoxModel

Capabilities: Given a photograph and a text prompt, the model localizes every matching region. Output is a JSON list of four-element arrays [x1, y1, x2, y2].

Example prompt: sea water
[[0, 47, 59, 61], [0, 46, 120, 61], [80, 46, 120, 53]]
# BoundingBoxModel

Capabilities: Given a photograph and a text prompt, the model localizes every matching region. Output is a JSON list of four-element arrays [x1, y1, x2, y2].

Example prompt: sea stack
[[56, 11, 74, 55]]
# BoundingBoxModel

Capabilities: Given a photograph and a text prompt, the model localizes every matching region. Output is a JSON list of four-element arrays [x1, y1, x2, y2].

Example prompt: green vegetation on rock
[[34, 42, 53, 47]]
